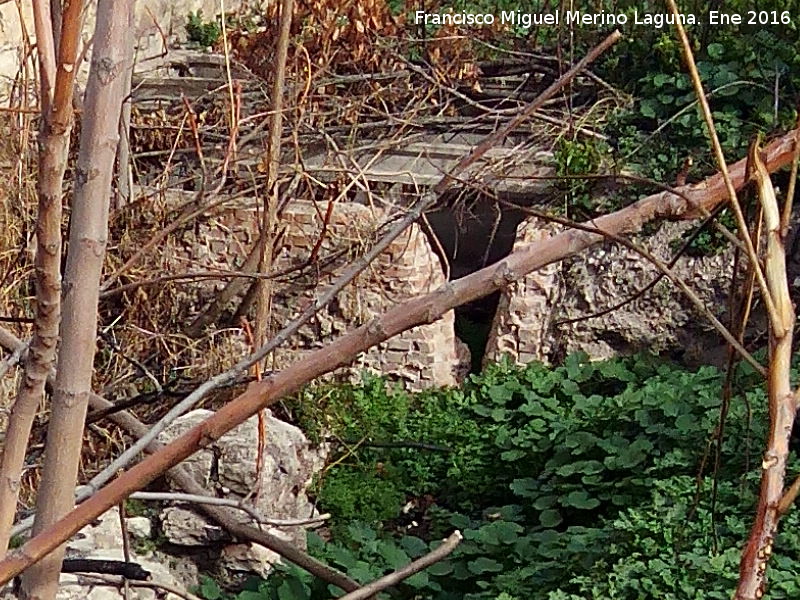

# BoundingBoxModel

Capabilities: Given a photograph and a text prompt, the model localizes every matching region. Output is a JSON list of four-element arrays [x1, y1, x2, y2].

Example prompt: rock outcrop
[[156, 409, 326, 578], [485, 216, 742, 366]]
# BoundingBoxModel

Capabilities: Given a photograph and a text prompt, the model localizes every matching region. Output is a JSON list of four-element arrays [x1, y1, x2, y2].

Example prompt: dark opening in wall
[[423, 194, 531, 372], [455, 292, 501, 373]]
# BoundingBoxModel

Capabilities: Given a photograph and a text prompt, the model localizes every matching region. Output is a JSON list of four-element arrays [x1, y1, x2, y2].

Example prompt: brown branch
[[735, 139, 796, 600], [0, 339, 361, 596], [253, 0, 294, 357], [336, 531, 462, 600], [73, 573, 204, 600], [0, 332, 354, 593], [780, 113, 800, 234], [86, 31, 625, 486], [554, 202, 727, 327], [0, 126, 796, 586], [127, 492, 330, 526]]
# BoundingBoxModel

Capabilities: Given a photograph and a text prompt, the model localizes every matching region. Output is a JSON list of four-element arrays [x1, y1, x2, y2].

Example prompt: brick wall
[[162, 193, 469, 390]]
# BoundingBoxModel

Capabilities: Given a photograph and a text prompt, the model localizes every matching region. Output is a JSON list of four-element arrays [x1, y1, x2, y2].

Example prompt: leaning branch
[[0, 126, 796, 585], [336, 531, 462, 600], [734, 139, 796, 600]]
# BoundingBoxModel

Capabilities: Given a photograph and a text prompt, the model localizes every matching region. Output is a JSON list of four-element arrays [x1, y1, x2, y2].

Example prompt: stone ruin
[[162, 191, 469, 390], [158, 185, 750, 389], [483, 216, 740, 368]]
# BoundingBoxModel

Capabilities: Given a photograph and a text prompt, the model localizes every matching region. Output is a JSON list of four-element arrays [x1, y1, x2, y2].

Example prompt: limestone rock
[[126, 517, 153, 540], [485, 216, 739, 365], [157, 409, 326, 575], [161, 507, 226, 546]]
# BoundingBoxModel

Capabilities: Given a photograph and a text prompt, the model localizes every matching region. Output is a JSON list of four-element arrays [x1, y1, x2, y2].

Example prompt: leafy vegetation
[[191, 355, 800, 600], [186, 10, 222, 48]]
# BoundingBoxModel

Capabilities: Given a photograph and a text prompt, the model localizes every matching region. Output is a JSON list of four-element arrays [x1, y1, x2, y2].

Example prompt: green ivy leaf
[[639, 99, 657, 118], [276, 579, 309, 600], [400, 535, 428, 558], [563, 490, 601, 510], [427, 560, 454, 576], [652, 73, 671, 87], [707, 42, 725, 58], [378, 540, 410, 569], [467, 557, 505, 574], [510, 478, 538, 498], [199, 576, 222, 600], [540, 509, 563, 527]]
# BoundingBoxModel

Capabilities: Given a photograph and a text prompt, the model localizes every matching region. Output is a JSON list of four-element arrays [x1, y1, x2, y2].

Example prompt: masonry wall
[[161, 193, 469, 390]]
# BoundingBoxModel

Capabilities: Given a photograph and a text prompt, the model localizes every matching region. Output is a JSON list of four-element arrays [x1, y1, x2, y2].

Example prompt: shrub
[[247, 355, 797, 599]]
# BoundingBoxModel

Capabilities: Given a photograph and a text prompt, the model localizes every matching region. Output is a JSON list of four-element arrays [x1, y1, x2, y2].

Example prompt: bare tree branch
[[336, 531, 462, 600], [666, 0, 776, 324], [253, 0, 294, 355], [128, 492, 330, 527]]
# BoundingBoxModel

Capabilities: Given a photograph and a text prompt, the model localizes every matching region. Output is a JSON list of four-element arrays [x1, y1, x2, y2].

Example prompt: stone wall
[[160, 192, 469, 390], [483, 217, 562, 365]]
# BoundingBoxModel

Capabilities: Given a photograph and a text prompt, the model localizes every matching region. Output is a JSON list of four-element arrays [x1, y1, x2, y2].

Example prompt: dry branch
[[93, 399, 361, 593], [666, 0, 775, 320], [128, 492, 330, 526], [0, 126, 796, 586], [336, 531, 462, 600]]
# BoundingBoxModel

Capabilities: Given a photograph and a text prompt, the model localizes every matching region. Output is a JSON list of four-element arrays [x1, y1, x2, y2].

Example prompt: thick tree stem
[[19, 1, 135, 598]]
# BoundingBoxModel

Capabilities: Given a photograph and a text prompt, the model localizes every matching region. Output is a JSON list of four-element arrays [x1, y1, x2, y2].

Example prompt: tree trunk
[[0, 0, 82, 557], [19, 1, 135, 597]]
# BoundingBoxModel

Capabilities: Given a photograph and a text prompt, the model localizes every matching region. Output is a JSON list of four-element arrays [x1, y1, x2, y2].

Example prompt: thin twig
[[129, 491, 330, 526], [336, 531, 462, 600], [780, 113, 800, 233], [666, 0, 777, 325]]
